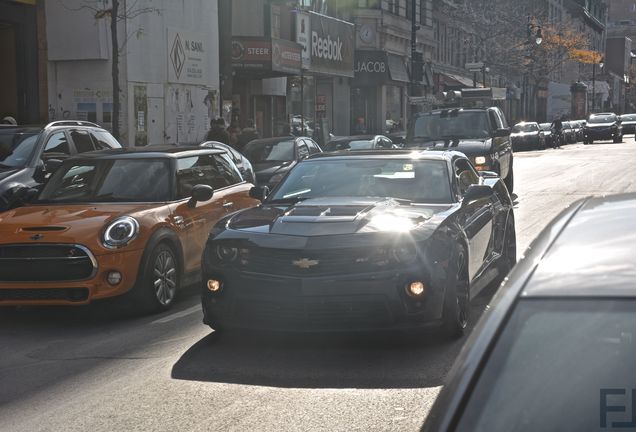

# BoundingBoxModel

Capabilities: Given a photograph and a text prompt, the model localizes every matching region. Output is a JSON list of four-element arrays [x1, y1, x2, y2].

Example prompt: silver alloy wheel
[[153, 250, 177, 306]]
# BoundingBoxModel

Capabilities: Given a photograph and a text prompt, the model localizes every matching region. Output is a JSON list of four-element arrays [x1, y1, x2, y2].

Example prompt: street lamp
[[592, 56, 604, 113], [527, 17, 543, 46]]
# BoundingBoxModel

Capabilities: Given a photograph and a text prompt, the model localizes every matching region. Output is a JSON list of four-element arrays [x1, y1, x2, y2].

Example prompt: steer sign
[[307, 12, 354, 77]]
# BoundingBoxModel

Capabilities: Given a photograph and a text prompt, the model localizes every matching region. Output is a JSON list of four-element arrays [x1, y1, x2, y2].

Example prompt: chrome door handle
[[222, 202, 234, 208]]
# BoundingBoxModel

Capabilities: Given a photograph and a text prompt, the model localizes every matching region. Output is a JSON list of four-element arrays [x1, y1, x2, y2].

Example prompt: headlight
[[392, 244, 417, 264], [474, 156, 487, 165], [103, 216, 139, 249], [215, 244, 239, 262]]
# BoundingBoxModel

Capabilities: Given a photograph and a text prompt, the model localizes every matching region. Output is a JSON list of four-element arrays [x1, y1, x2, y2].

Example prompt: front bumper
[[584, 128, 620, 140], [201, 264, 449, 332], [0, 248, 144, 306], [511, 136, 539, 149]]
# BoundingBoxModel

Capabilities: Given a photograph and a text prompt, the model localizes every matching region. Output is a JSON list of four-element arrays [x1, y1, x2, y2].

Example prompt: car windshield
[[244, 140, 295, 163], [621, 114, 636, 121], [268, 159, 452, 203], [324, 139, 374, 151], [456, 299, 636, 432], [38, 159, 171, 203], [588, 114, 617, 123], [408, 111, 491, 142], [0, 130, 40, 168], [512, 124, 537, 133], [539, 123, 552, 131]]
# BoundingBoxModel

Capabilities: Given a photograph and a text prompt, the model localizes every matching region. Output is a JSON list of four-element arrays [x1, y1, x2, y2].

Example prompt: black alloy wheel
[[441, 249, 470, 339]]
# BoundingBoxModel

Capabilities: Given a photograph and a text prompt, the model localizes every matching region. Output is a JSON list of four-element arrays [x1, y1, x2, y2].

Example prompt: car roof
[[63, 145, 225, 160], [522, 193, 636, 298], [590, 112, 616, 116], [0, 121, 110, 133], [307, 149, 463, 161]]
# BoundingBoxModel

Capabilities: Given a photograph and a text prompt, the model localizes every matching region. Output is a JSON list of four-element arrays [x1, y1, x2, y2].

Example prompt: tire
[[614, 136, 622, 143], [503, 168, 514, 195], [132, 242, 180, 313], [441, 248, 470, 339]]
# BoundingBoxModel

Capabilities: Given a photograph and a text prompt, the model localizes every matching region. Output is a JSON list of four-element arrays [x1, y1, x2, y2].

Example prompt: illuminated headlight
[[474, 156, 487, 165], [103, 216, 139, 249], [215, 244, 239, 262]]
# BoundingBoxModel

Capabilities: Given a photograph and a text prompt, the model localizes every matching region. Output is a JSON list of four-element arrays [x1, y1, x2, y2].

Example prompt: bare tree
[[61, 0, 160, 140]]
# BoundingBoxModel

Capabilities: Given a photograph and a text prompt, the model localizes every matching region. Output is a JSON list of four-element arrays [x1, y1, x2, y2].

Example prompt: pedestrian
[[236, 119, 260, 151], [227, 123, 241, 148], [205, 118, 230, 144], [1, 116, 17, 125]]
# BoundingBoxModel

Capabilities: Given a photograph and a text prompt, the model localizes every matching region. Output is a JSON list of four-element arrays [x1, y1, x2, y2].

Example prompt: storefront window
[[385, 85, 404, 134], [287, 75, 316, 136]]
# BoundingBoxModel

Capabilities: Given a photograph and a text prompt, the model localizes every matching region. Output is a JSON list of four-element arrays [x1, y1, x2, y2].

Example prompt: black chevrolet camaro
[[200, 150, 515, 336]]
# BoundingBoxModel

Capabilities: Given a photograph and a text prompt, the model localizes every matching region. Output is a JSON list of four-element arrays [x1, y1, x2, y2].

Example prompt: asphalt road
[[1, 138, 636, 432]]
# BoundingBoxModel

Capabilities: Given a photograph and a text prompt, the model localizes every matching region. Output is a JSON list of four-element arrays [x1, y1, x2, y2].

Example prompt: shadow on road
[[171, 291, 494, 390]]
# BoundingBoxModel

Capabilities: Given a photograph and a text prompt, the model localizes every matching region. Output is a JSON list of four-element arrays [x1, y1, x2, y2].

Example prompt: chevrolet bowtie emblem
[[292, 258, 319, 269], [30, 234, 44, 241]]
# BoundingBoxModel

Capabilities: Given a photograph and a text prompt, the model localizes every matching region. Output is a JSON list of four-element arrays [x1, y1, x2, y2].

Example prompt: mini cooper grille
[[0, 245, 96, 282], [239, 247, 394, 276], [0, 288, 89, 302]]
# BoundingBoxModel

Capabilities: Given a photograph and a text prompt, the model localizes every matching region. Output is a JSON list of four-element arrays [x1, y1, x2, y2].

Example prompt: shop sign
[[354, 50, 390, 86], [232, 38, 301, 74], [296, 12, 311, 69], [168, 28, 208, 85], [308, 12, 354, 77]]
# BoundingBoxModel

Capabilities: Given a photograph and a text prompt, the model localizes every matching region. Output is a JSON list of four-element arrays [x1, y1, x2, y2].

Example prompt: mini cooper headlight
[[215, 244, 239, 262], [103, 216, 139, 249]]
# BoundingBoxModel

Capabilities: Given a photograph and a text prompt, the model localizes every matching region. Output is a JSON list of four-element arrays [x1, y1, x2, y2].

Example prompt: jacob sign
[[168, 28, 208, 85]]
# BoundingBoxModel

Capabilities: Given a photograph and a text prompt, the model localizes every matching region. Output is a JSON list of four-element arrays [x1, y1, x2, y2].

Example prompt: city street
[[0, 139, 635, 432]]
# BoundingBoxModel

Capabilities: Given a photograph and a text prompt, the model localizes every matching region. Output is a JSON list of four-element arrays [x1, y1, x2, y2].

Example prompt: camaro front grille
[[0, 244, 96, 282], [0, 288, 89, 302]]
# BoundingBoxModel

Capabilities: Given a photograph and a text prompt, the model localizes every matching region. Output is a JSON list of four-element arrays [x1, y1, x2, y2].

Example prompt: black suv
[[406, 107, 514, 193], [0, 121, 122, 210]]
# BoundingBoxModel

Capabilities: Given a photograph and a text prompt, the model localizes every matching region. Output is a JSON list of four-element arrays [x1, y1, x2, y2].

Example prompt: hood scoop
[[21, 226, 67, 232], [283, 205, 369, 222]]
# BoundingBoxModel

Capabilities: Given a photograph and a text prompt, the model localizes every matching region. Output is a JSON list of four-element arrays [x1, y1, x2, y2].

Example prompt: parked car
[[243, 136, 322, 188], [406, 107, 514, 193], [620, 113, 636, 134], [572, 119, 585, 141], [0, 146, 259, 311], [561, 121, 577, 143], [583, 112, 623, 144], [510, 122, 545, 150], [423, 193, 636, 432], [201, 149, 516, 337], [323, 135, 394, 152], [0, 121, 122, 211], [200, 140, 256, 184], [538, 123, 554, 147]]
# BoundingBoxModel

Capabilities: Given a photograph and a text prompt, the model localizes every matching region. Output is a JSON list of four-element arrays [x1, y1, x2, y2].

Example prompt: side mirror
[[188, 184, 214, 208], [249, 186, 269, 201], [463, 185, 494, 204], [44, 158, 64, 174], [493, 128, 510, 137], [479, 171, 499, 179]]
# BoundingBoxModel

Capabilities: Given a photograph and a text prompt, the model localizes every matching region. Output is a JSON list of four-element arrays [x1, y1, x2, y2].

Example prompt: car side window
[[70, 130, 96, 153], [489, 110, 502, 130], [454, 159, 480, 196], [304, 139, 321, 154], [43, 132, 71, 156], [298, 142, 310, 159], [213, 154, 243, 188], [176, 155, 219, 200], [90, 131, 122, 150]]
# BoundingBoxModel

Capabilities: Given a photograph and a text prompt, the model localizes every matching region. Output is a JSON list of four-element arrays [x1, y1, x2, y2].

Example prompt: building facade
[[46, 0, 220, 146]]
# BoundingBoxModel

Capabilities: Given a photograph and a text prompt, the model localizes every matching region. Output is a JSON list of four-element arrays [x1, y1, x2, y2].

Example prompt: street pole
[[592, 63, 596, 113], [410, 0, 417, 117], [300, 69, 305, 136], [482, 66, 486, 87]]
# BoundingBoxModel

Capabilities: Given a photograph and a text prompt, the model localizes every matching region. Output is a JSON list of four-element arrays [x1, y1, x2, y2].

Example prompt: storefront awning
[[388, 54, 409, 83]]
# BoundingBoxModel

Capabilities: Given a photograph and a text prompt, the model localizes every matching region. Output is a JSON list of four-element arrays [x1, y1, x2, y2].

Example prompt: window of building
[[420, 0, 428, 25]]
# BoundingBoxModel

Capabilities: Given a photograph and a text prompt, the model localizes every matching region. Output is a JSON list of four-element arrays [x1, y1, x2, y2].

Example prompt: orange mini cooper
[[0, 146, 259, 311]]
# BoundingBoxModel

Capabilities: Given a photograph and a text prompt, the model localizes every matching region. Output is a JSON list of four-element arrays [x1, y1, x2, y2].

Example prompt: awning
[[387, 54, 409, 83]]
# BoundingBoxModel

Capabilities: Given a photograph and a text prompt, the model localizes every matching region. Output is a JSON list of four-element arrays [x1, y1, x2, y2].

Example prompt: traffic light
[[412, 51, 424, 82]]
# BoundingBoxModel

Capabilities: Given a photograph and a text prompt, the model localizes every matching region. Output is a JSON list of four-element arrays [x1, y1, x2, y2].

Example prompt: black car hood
[[226, 197, 455, 237]]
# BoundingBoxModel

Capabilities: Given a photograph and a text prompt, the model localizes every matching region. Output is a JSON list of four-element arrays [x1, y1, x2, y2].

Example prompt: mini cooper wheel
[[441, 249, 470, 339], [136, 243, 180, 312]]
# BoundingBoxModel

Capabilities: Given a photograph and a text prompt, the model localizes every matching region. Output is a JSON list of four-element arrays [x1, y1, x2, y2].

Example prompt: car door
[[170, 154, 227, 273], [454, 158, 495, 281]]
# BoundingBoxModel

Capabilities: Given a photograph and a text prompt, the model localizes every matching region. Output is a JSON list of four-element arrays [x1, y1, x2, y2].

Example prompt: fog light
[[207, 279, 222, 292], [406, 281, 426, 298], [107, 271, 122, 286]]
